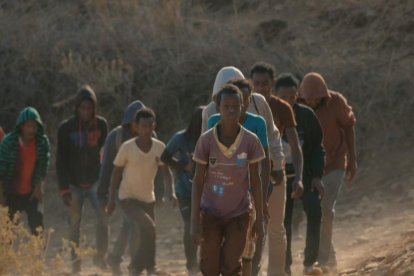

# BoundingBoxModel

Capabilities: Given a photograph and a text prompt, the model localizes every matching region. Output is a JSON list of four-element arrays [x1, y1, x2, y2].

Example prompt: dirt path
[[43, 147, 414, 275]]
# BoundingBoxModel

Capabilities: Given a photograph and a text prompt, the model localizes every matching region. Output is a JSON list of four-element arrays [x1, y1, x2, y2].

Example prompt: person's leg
[[24, 196, 44, 235], [178, 197, 198, 271], [267, 177, 287, 276], [108, 211, 130, 270], [301, 190, 321, 267], [221, 212, 250, 276], [292, 199, 304, 239], [200, 212, 223, 276], [242, 207, 256, 276], [69, 186, 85, 272], [121, 199, 156, 273], [87, 186, 108, 267], [319, 170, 345, 267], [6, 194, 24, 222], [283, 177, 294, 275]]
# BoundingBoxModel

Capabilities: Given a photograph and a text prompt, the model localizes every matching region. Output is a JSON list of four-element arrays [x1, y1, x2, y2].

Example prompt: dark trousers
[[120, 199, 156, 272], [284, 177, 321, 269], [200, 211, 251, 276], [178, 197, 198, 270], [6, 193, 43, 235]]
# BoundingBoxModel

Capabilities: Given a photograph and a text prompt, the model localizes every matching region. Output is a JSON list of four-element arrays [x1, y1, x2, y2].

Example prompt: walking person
[[207, 79, 270, 276], [56, 85, 108, 273], [106, 108, 176, 275], [161, 106, 204, 274], [275, 73, 325, 275], [250, 62, 304, 276], [192, 84, 265, 275], [299, 72, 357, 273], [0, 107, 50, 234], [97, 100, 145, 274]]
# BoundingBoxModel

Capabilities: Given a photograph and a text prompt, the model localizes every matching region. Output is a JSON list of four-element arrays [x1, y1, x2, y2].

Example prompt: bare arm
[[344, 126, 357, 181], [250, 161, 264, 237], [106, 166, 123, 215], [160, 165, 176, 200], [191, 163, 207, 244], [285, 127, 304, 198], [261, 147, 270, 219]]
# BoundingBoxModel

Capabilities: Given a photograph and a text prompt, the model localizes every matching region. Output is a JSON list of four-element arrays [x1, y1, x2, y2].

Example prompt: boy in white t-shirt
[[106, 108, 176, 275]]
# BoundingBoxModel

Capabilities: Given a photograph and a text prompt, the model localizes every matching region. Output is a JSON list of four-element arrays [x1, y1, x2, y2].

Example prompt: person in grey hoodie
[[97, 100, 145, 274]]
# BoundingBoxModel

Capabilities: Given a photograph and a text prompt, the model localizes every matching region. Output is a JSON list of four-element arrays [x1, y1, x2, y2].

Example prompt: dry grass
[[0, 0, 412, 151], [0, 206, 95, 275]]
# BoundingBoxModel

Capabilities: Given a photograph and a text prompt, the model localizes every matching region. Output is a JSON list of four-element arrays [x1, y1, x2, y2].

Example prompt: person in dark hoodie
[[0, 107, 50, 234], [97, 100, 145, 274], [56, 85, 108, 273], [275, 73, 325, 275]]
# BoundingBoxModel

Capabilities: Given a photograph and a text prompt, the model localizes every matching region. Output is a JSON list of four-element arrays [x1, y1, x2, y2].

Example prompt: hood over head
[[212, 66, 245, 98], [15, 107, 45, 135], [122, 100, 145, 125], [298, 72, 331, 99], [75, 85, 97, 115]]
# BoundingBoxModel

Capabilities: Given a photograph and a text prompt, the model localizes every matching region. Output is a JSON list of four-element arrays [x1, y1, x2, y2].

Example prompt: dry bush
[[0, 0, 412, 151], [0, 206, 95, 275]]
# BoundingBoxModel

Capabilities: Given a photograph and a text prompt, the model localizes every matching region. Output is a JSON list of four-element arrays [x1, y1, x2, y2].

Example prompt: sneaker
[[147, 267, 168, 276], [303, 264, 323, 275], [93, 256, 108, 269]]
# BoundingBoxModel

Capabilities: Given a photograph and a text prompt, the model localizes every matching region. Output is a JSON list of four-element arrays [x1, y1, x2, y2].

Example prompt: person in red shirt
[[0, 127, 5, 141], [0, 107, 50, 235], [299, 72, 357, 273]]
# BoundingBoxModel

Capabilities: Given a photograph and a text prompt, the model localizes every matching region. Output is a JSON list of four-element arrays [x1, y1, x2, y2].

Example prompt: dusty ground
[[41, 145, 414, 275]]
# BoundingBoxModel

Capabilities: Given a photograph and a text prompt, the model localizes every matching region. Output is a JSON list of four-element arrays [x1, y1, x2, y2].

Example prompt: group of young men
[[0, 61, 357, 276]]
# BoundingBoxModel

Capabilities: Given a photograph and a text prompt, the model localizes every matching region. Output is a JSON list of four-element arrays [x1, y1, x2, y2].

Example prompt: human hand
[[311, 178, 325, 199]]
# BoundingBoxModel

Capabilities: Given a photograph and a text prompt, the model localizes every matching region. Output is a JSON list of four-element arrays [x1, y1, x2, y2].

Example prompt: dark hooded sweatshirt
[[56, 86, 108, 194], [284, 103, 325, 189], [97, 100, 145, 200], [0, 107, 50, 194]]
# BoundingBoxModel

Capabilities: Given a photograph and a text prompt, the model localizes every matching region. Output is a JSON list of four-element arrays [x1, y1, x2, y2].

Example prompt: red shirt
[[0, 127, 5, 141], [13, 139, 37, 194]]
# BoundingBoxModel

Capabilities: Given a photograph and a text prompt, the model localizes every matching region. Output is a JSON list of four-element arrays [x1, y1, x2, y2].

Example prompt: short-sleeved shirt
[[114, 138, 165, 203], [165, 130, 195, 198], [207, 112, 268, 148], [268, 96, 296, 134], [193, 126, 265, 219]]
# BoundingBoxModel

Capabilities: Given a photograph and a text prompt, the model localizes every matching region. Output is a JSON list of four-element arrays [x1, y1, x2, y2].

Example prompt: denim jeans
[[178, 197, 198, 270], [69, 185, 108, 264], [120, 198, 156, 272], [319, 170, 345, 266], [285, 177, 321, 269]]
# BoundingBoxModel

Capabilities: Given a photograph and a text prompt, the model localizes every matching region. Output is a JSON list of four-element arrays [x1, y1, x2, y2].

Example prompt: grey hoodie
[[97, 100, 145, 199], [201, 67, 285, 169]]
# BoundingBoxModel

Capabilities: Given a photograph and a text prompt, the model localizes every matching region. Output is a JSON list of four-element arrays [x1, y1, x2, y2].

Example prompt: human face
[[276, 86, 297, 107], [304, 97, 323, 109], [136, 117, 155, 138], [219, 94, 242, 125], [21, 120, 38, 141], [240, 87, 251, 114], [78, 100, 94, 122], [252, 72, 274, 99]]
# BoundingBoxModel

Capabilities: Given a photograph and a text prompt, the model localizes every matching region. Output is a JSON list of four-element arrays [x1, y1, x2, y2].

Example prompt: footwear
[[147, 267, 168, 276], [303, 264, 323, 275], [187, 265, 199, 276], [93, 256, 107, 269]]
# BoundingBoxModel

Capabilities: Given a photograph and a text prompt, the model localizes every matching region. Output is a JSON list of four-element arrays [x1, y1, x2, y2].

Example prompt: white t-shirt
[[113, 138, 165, 202]]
